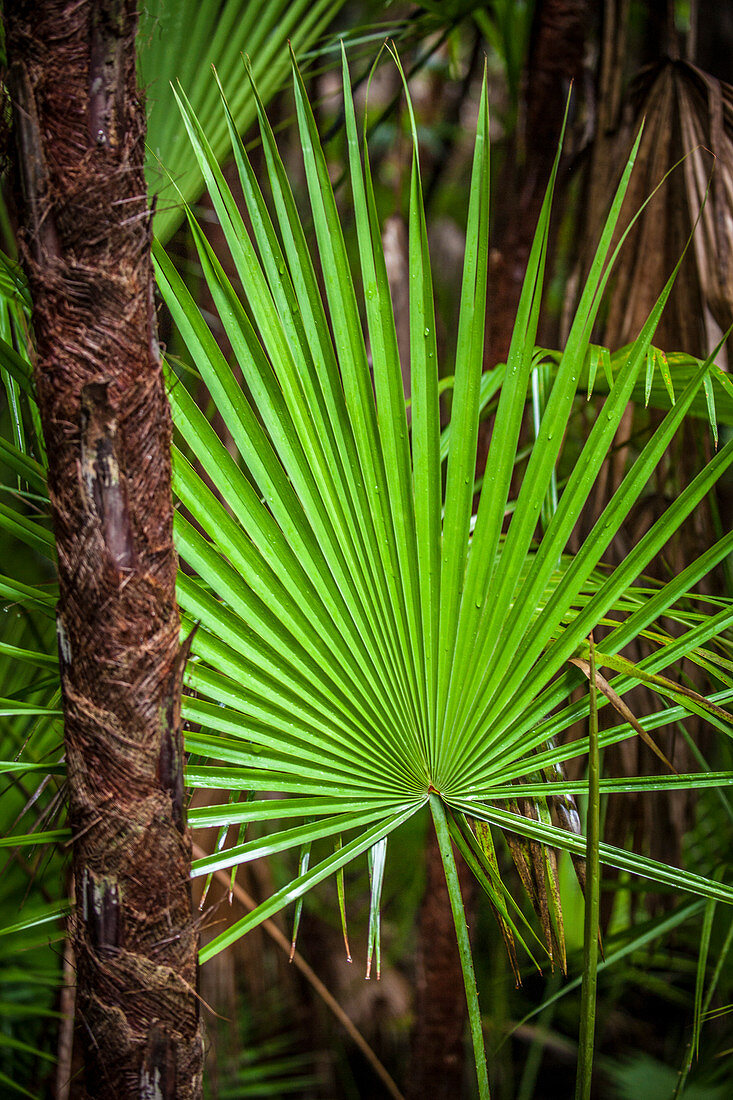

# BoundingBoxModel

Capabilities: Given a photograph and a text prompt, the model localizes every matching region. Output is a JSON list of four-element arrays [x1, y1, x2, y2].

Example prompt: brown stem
[[486, 0, 588, 368], [56, 897, 77, 1100], [407, 824, 473, 1100], [4, 2, 203, 1096]]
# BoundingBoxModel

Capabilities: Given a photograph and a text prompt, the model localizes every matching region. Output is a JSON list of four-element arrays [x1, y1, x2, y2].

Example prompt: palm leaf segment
[[155, 53, 733, 976], [139, 0, 347, 242]]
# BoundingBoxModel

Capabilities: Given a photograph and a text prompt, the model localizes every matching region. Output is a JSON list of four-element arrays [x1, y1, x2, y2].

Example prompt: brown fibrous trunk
[[407, 826, 473, 1100], [486, 0, 587, 369], [5, 2, 203, 1096]]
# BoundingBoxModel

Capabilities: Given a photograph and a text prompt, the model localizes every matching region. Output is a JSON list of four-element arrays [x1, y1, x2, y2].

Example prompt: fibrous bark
[[407, 826, 472, 1100], [4, 2, 203, 1095], [486, 0, 587, 368]]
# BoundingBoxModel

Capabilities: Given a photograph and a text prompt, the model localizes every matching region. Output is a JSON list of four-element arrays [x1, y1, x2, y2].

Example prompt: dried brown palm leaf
[[566, 57, 733, 904], [579, 59, 733, 356]]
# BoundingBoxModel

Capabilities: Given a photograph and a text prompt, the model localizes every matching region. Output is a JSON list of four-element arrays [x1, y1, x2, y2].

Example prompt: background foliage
[[2, 2, 733, 1098]]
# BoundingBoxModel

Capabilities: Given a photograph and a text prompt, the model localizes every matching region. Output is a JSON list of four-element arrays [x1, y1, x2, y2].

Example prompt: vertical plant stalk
[[56, 901, 77, 1100], [407, 823, 472, 1100], [429, 794, 490, 1100], [5, 2, 203, 1096], [484, 0, 587, 371], [575, 634, 601, 1100]]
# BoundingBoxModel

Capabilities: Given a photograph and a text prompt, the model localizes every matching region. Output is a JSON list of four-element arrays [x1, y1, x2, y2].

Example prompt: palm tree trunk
[[486, 0, 587, 368], [5, 2, 203, 1095], [407, 826, 473, 1100]]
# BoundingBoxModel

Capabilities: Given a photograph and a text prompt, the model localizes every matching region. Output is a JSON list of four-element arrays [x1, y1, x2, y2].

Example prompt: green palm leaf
[[139, 0, 348, 242], [148, 51, 733, 1095]]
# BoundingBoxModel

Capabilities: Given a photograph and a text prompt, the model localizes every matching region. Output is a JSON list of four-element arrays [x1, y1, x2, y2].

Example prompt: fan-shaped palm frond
[[148, 50, 733, 1093], [2, 44, 733, 1097]]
